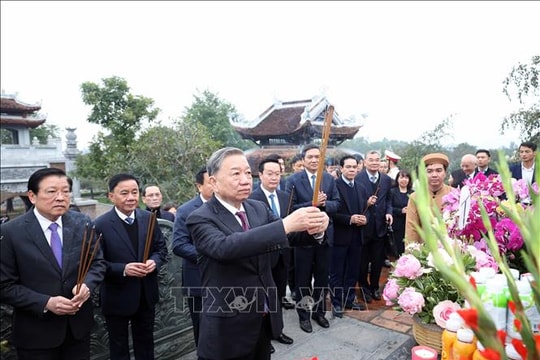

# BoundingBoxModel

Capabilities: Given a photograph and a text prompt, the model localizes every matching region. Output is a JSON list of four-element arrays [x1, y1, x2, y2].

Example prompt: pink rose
[[432, 300, 461, 328], [397, 287, 425, 315], [383, 278, 400, 305], [393, 254, 423, 279]]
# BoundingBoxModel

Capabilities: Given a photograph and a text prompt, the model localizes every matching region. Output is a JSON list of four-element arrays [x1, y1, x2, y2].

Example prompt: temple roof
[[1, 94, 46, 128], [233, 96, 363, 146], [1, 94, 42, 114]]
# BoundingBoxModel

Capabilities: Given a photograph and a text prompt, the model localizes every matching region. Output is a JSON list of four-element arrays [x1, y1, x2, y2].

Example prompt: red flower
[[479, 348, 501, 360], [469, 275, 477, 290], [512, 338, 527, 359], [508, 300, 516, 314], [457, 308, 479, 330], [497, 329, 507, 345]]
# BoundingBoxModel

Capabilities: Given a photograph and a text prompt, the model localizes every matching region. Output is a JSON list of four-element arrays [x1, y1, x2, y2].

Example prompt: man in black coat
[[186, 147, 329, 360], [355, 150, 393, 303], [330, 155, 368, 317]]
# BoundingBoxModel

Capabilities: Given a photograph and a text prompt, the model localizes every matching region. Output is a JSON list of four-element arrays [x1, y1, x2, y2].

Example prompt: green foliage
[[30, 123, 60, 144], [128, 121, 218, 204], [501, 55, 540, 144], [75, 76, 160, 183], [183, 89, 252, 150]]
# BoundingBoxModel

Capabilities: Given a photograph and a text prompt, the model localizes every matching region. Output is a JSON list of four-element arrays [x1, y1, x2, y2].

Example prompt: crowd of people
[[0, 141, 536, 360]]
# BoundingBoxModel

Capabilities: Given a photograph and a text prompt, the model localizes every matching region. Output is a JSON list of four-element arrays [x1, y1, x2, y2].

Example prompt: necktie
[[49, 223, 62, 268], [236, 211, 250, 231], [311, 175, 316, 189], [370, 175, 377, 184], [269, 194, 279, 217], [349, 181, 354, 188], [125, 217, 134, 225]]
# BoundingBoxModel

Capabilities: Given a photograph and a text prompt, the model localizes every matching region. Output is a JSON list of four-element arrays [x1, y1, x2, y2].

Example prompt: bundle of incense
[[76, 223, 102, 294], [143, 210, 157, 263]]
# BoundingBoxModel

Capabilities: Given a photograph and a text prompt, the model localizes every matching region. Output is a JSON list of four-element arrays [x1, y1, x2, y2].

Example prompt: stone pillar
[[63, 128, 81, 199]]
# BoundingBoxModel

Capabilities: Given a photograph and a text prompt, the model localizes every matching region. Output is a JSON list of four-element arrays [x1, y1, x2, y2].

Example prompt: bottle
[[507, 279, 540, 341], [442, 312, 463, 360], [452, 328, 476, 360], [470, 271, 487, 297], [481, 276, 508, 330], [472, 341, 489, 360]]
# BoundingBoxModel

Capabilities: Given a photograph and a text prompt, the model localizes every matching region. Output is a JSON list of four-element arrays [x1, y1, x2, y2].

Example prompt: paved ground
[[179, 269, 418, 360]]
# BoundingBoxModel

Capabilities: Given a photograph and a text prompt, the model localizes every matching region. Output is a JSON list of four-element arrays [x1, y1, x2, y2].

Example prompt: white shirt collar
[[33, 207, 63, 233], [214, 194, 245, 215], [115, 207, 135, 222]]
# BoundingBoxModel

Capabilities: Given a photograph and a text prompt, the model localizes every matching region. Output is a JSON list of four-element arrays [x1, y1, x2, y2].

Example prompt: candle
[[411, 345, 438, 360]]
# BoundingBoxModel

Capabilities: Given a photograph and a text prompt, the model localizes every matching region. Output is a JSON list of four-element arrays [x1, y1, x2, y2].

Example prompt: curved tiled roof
[[0, 116, 46, 128], [1, 95, 41, 113]]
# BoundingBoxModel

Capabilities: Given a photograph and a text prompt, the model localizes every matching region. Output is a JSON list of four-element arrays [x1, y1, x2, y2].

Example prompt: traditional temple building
[[232, 95, 363, 174], [0, 93, 64, 212]]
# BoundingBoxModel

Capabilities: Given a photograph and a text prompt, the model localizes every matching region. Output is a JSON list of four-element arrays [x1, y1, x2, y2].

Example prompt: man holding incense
[[0, 167, 106, 360], [95, 173, 168, 360]]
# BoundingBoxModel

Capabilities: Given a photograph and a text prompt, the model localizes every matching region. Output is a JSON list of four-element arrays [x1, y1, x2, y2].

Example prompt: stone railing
[[0, 219, 196, 359]]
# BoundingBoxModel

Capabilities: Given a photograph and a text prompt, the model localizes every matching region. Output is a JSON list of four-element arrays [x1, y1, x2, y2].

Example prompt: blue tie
[[269, 194, 279, 217], [125, 217, 134, 225], [311, 175, 316, 189], [370, 175, 377, 184], [349, 181, 354, 187], [49, 223, 62, 268]]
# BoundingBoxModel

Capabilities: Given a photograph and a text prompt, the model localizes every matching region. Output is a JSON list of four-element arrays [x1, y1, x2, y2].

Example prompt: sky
[[2, 1, 539, 152]]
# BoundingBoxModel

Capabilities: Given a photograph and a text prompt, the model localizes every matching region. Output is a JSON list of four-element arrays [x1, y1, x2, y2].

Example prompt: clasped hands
[[45, 283, 91, 316], [282, 206, 329, 235], [350, 214, 367, 226], [124, 259, 156, 278]]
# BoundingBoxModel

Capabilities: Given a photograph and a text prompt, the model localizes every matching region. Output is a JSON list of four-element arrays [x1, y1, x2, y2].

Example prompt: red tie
[[236, 211, 250, 231]]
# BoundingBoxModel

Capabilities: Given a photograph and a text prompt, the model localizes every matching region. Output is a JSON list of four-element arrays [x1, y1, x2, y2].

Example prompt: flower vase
[[412, 314, 443, 354]]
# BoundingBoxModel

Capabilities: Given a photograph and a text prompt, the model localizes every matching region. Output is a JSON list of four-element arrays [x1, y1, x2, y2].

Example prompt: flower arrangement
[[442, 172, 538, 274], [382, 239, 493, 327], [414, 155, 539, 360]]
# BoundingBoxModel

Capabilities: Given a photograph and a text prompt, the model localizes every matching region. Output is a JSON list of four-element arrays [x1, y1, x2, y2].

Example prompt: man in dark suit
[[355, 150, 393, 303], [265, 153, 288, 190], [186, 147, 329, 360], [475, 149, 498, 177], [172, 167, 214, 347], [330, 155, 368, 318], [142, 185, 175, 222], [95, 173, 168, 360], [285, 143, 340, 333], [0, 167, 106, 360], [249, 157, 295, 349], [509, 141, 537, 184], [449, 154, 478, 188]]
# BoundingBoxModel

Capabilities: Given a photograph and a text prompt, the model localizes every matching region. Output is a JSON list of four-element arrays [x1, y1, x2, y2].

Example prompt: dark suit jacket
[[510, 163, 536, 183], [355, 170, 393, 239], [95, 207, 168, 317], [478, 167, 498, 177], [451, 169, 478, 188], [285, 171, 340, 245], [0, 210, 106, 349], [186, 197, 288, 359], [172, 195, 203, 296], [249, 187, 291, 267], [333, 177, 368, 246]]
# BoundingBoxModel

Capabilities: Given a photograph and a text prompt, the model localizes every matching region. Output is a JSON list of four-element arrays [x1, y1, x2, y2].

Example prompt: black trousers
[[187, 295, 203, 347], [358, 237, 385, 292], [294, 245, 330, 321], [198, 315, 272, 360], [105, 300, 156, 360], [17, 325, 90, 360]]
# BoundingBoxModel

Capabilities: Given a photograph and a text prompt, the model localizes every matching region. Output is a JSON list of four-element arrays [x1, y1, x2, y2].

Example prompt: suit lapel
[[336, 178, 352, 213], [108, 210, 138, 258], [24, 212, 62, 274], [210, 197, 243, 233], [60, 212, 80, 275]]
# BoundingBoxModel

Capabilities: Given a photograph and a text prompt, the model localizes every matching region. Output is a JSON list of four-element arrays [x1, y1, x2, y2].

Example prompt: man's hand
[[45, 296, 80, 315], [124, 262, 153, 278], [71, 283, 91, 309], [282, 206, 329, 234], [350, 214, 367, 226]]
